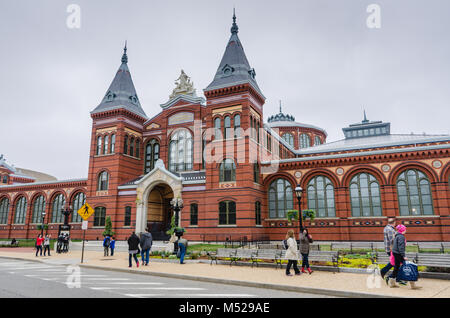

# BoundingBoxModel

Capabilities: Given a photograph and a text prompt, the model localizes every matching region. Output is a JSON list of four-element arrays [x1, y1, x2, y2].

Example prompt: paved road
[[0, 257, 334, 298]]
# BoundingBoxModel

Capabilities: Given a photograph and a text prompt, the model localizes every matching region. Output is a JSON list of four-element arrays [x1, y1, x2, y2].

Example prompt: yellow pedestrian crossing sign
[[78, 203, 94, 220]]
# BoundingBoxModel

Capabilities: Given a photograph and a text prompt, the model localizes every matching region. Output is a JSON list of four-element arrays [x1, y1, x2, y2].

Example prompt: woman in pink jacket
[[35, 234, 44, 257]]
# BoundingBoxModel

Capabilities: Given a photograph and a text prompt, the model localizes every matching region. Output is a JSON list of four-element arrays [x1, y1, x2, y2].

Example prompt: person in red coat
[[35, 234, 44, 257]]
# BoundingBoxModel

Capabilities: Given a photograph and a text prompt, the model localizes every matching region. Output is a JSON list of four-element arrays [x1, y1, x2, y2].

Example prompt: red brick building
[[1, 14, 449, 242]]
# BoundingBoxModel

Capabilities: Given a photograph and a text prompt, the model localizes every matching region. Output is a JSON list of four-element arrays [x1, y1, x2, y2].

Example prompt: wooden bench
[[417, 242, 447, 253], [274, 250, 340, 271], [330, 242, 351, 251], [250, 249, 280, 268], [415, 253, 450, 268], [0, 241, 19, 247], [207, 248, 237, 265], [371, 252, 419, 265], [207, 248, 257, 266], [229, 249, 257, 266]]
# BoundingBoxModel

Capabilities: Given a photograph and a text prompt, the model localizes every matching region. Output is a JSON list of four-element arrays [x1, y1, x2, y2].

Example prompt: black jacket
[[127, 234, 140, 251], [392, 233, 406, 257]]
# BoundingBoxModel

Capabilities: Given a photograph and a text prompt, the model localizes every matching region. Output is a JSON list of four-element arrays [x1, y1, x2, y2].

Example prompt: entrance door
[[146, 184, 173, 241]]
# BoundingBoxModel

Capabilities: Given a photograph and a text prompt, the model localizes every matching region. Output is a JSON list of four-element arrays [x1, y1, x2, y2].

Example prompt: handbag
[[389, 251, 395, 266], [397, 261, 419, 281]]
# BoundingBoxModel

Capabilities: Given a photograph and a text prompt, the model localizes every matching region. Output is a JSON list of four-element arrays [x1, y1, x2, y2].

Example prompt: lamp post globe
[[41, 211, 46, 236]]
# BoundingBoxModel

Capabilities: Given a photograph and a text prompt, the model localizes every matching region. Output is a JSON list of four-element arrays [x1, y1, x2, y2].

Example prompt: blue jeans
[[380, 252, 393, 278], [301, 253, 310, 268], [178, 243, 186, 264], [141, 248, 150, 264]]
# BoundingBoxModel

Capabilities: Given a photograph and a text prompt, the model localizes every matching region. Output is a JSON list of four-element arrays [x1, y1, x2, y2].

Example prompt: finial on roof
[[279, 100, 282, 113], [121, 41, 128, 64], [231, 8, 239, 34], [362, 109, 369, 123]]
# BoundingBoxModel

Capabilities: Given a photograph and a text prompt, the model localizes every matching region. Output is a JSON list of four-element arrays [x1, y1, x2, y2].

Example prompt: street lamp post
[[59, 205, 73, 253], [170, 198, 184, 255], [295, 185, 304, 236], [40, 211, 46, 236]]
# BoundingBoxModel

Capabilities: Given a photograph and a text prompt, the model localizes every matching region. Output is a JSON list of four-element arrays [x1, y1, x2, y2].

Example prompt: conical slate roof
[[91, 45, 147, 119], [205, 12, 263, 97]]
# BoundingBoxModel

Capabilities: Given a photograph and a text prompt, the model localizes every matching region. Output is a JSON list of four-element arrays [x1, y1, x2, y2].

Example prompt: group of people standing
[[56, 233, 70, 253], [284, 228, 314, 276], [126, 228, 153, 267], [35, 234, 51, 257], [102, 235, 116, 256]]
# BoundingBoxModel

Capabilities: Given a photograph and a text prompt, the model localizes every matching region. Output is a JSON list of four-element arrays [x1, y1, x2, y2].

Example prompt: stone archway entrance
[[135, 160, 183, 237], [146, 184, 174, 240]]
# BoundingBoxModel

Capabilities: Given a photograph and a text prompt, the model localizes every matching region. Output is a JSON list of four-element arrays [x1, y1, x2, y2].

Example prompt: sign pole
[[81, 229, 85, 263]]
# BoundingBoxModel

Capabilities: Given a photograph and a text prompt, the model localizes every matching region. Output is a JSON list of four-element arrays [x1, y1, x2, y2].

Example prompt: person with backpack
[[381, 218, 396, 279], [109, 237, 116, 256], [103, 235, 110, 256], [35, 234, 44, 257], [300, 228, 313, 274], [284, 229, 301, 276], [127, 232, 140, 268]]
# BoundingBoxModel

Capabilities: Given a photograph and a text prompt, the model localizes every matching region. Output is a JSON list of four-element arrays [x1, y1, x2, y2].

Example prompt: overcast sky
[[0, 0, 449, 180]]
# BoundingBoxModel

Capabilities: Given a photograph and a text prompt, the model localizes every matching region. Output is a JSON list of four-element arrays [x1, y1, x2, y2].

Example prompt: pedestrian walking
[[285, 229, 301, 276], [380, 218, 396, 279], [300, 228, 313, 274], [103, 235, 110, 256], [139, 228, 153, 266], [387, 224, 408, 288], [57, 233, 64, 253], [63, 233, 69, 253], [127, 232, 140, 268], [178, 237, 188, 264], [35, 234, 44, 257], [43, 234, 51, 256], [109, 236, 116, 256]]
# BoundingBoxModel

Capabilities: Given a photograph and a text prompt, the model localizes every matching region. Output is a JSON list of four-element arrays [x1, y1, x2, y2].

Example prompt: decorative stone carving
[[381, 164, 391, 172], [169, 70, 195, 99], [336, 168, 344, 175], [432, 160, 442, 169]]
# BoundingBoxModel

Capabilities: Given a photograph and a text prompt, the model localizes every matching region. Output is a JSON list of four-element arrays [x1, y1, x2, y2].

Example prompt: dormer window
[[106, 91, 115, 101], [129, 95, 138, 104], [222, 64, 234, 76], [248, 68, 256, 79]]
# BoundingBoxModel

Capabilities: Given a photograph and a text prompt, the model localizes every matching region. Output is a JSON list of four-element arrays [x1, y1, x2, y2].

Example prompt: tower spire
[[362, 109, 369, 123], [121, 41, 128, 64], [279, 100, 282, 113], [231, 8, 238, 34]]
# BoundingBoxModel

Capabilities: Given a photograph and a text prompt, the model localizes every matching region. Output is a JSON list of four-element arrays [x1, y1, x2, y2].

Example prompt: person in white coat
[[285, 229, 301, 276]]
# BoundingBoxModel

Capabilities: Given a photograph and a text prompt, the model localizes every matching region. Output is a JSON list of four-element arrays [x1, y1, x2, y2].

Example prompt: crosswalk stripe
[[90, 287, 205, 290], [173, 294, 256, 297], [82, 278, 130, 281], [124, 294, 159, 298], [81, 282, 163, 285]]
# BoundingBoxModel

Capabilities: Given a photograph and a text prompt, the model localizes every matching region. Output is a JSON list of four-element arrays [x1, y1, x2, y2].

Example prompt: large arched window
[[314, 136, 322, 145], [214, 117, 222, 140], [268, 178, 293, 218], [169, 129, 193, 172], [307, 176, 336, 218], [110, 134, 116, 153], [71, 192, 86, 223], [31, 195, 46, 224], [282, 133, 294, 147], [97, 171, 109, 191], [103, 135, 109, 155], [234, 114, 241, 138], [0, 197, 10, 224], [144, 139, 160, 173], [300, 134, 310, 148], [349, 173, 382, 217], [219, 201, 236, 225], [94, 207, 106, 227], [14, 196, 27, 224], [51, 194, 66, 224], [397, 169, 434, 216], [219, 159, 236, 182]]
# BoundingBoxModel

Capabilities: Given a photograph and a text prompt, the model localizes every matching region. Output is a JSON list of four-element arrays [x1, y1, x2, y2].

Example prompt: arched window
[[250, 116, 254, 139], [234, 114, 241, 138], [219, 159, 236, 182], [124, 206, 131, 226], [314, 136, 322, 145], [110, 134, 116, 153], [144, 139, 160, 173], [224, 116, 231, 139], [135, 139, 140, 158], [97, 171, 109, 191], [219, 201, 236, 225], [397, 169, 434, 216], [300, 134, 310, 148], [307, 176, 335, 218], [253, 162, 260, 184], [14, 196, 27, 224], [31, 195, 46, 224], [268, 179, 293, 218], [255, 201, 261, 225], [257, 121, 260, 143], [253, 118, 257, 140], [349, 173, 382, 217], [50, 194, 66, 224], [2, 175, 8, 184], [168, 130, 193, 172], [96, 136, 102, 155], [123, 135, 128, 155], [0, 197, 10, 224], [93, 207, 106, 227], [129, 137, 135, 157], [282, 133, 294, 147], [190, 203, 198, 226], [103, 135, 109, 154], [71, 192, 86, 223], [214, 117, 222, 140]]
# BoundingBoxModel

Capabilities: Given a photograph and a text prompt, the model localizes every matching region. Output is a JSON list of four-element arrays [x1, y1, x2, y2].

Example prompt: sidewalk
[[0, 249, 449, 298]]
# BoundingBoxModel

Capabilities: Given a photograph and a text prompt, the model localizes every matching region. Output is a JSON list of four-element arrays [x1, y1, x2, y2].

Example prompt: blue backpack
[[397, 261, 419, 282]]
